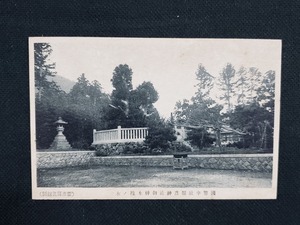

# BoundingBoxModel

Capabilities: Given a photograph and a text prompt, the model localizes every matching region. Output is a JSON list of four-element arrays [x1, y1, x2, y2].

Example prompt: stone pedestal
[[49, 134, 71, 150], [49, 124, 71, 150]]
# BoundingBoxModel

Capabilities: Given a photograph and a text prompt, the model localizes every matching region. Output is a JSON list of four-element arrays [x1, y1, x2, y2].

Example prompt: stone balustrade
[[92, 126, 148, 145]]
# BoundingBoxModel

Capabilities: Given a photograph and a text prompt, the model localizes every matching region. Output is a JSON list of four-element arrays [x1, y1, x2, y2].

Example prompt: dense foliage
[[144, 120, 177, 153], [35, 45, 174, 150], [229, 103, 273, 149], [174, 63, 275, 151], [185, 128, 215, 149], [35, 43, 111, 149], [34, 43, 56, 91], [107, 64, 160, 128], [35, 44, 275, 152], [35, 72, 110, 149]]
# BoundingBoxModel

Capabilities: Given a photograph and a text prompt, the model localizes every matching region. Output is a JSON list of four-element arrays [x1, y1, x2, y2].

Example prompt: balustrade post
[[93, 129, 96, 143], [117, 125, 121, 141]]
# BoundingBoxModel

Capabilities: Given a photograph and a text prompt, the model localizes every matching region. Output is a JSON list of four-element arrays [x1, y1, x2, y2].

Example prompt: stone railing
[[92, 126, 148, 145]]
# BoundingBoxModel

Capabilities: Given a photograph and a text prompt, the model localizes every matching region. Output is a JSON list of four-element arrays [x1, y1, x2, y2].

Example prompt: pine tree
[[194, 64, 214, 102], [247, 67, 262, 102], [256, 70, 275, 113], [235, 66, 248, 105], [34, 43, 56, 99], [219, 63, 235, 112]]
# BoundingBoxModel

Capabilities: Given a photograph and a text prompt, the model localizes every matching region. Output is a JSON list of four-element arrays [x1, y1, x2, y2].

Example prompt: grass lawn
[[37, 165, 272, 188]]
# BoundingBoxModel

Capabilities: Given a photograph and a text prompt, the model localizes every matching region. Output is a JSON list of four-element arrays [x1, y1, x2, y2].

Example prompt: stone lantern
[[49, 117, 71, 150]]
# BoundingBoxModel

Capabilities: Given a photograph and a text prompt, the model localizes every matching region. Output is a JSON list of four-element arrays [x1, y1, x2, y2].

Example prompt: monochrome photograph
[[29, 37, 281, 199]]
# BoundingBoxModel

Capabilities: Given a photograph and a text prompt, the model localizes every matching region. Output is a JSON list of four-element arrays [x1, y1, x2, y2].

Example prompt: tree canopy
[[174, 63, 276, 151], [34, 43, 56, 90], [107, 64, 160, 129], [218, 63, 235, 112], [34, 44, 276, 152]]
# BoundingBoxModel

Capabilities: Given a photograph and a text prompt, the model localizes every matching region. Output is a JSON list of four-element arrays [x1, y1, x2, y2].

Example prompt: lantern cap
[[54, 117, 68, 124]]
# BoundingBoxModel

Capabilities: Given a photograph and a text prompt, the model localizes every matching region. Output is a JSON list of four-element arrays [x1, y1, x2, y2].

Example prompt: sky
[[33, 37, 281, 118]]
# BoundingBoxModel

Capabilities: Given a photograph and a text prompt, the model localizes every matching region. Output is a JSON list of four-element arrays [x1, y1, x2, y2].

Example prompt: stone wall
[[188, 154, 273, 172], [90, 154, 273, 172], [36, 151, 273, 172], [37, 151, 95, 169], [91, 155, 173, 167]]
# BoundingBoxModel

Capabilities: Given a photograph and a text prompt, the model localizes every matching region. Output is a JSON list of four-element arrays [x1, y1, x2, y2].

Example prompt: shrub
[[88, 145, 96, 150], [144, 121, 176, 152], [71, 139, 90, 150], [95, 148, 108, 156], [185, 128, 215, 149], [94, 142, 152, 156], [151, 147, 163, 155], [94, 143, 117, 156], [170, 142, 193, 152], [226, 140, 251, 149]]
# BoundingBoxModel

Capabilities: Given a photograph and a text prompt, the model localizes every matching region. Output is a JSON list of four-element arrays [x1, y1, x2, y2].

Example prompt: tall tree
[[108, 65, 162, 129], [174, 98, 225, 151], [194, 64, 214, 101], [235, 66, 248, 105], [35, 82, 67, 149], [134, 81, 159, 107], [34, 43, 56, 97], [256, 70, 275, 113], [174, 63, 225, 151], [230, 102, 273, 149], [107, 64, 133, 128], [189, 100, 224, 150], [111, 64, 133, 101], [89, 80, 103, 106], [64, 74, 110, 148], [128, 81, 160, 127], [174, 99, 191, 123], [68, 73, 90, 103], [219, 63, 235, 112], [247, 67, 262, 102], [34, 42, 65, 148]]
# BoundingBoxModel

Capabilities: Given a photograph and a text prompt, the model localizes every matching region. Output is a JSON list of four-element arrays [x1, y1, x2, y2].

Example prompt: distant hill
[[48, 75, 76, 93]]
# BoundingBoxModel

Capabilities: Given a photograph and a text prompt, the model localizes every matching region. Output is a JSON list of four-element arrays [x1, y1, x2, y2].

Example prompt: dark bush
[[151, 147, 163, 155], [226, 140, 250, 149], [95, 148, 108, 156], [71, 139, 90, 149], [88, 145, 96, 150], [185, 128, 215, 149], [144, 121, 176, 152], [169, 142, 193, 152], [95, 144, 117, 156], [94, 142, 152, 156]]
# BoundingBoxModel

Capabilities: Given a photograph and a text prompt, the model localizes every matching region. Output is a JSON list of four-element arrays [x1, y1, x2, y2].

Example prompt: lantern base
[[49, 134, 71, 150]]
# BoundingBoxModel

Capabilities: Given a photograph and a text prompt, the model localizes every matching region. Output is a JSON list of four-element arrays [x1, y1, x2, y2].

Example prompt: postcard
[[30, 37, 281, 199]]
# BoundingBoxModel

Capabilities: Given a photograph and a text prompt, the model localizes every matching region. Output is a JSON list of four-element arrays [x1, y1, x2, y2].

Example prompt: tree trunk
[[200, 130, 204, 147], [227, 91, 231, 112], [216, 129, 222, 152], [263, 122, 268, 149]]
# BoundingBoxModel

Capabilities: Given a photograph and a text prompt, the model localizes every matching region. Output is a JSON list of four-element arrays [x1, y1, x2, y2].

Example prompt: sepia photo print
[[29, 37, 281, 199]]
